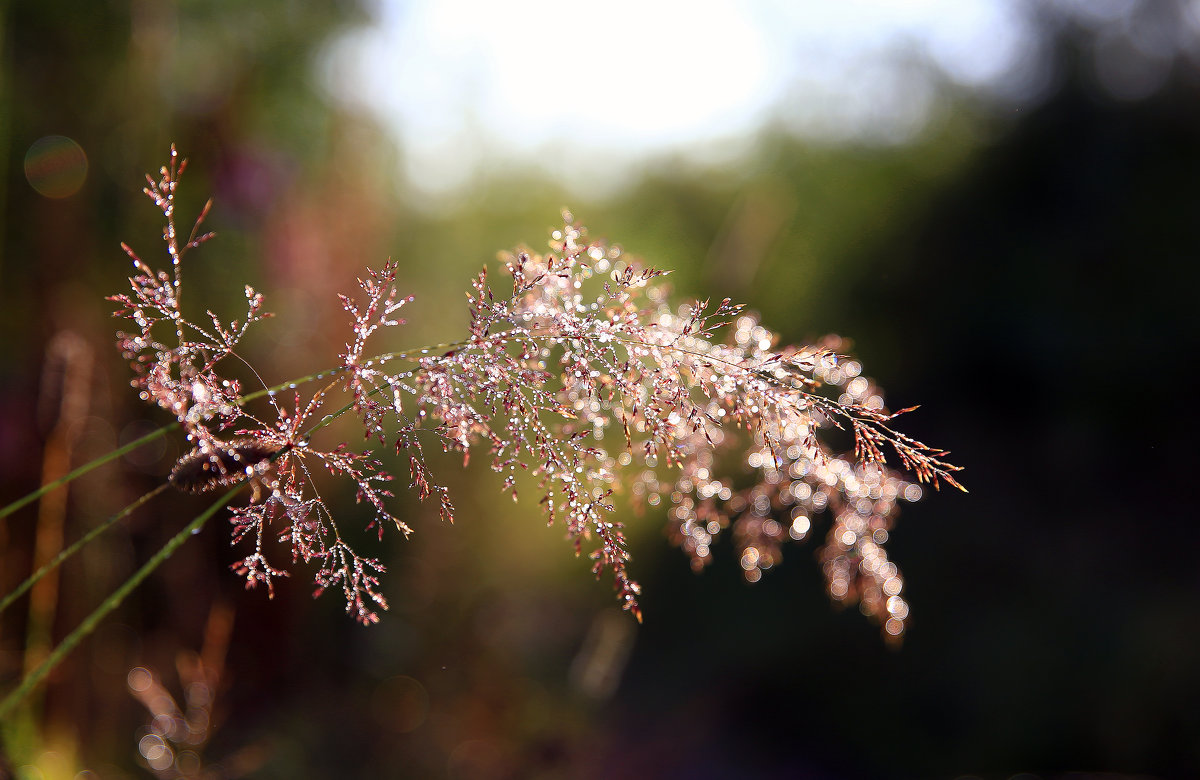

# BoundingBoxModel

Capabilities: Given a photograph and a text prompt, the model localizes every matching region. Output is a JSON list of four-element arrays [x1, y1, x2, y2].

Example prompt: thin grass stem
[[0, 483, 171, 617], [0, 483, 243, 720], [0, 425, 176, 520]]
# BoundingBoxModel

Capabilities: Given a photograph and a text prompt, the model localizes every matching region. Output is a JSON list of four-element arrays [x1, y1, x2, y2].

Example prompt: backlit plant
[[0, 148, 963, 716]]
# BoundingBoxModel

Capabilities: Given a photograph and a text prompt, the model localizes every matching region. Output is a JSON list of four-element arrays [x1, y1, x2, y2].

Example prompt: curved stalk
[[0, 483, 170, 616], [0, 425, 176, 520], [0, 483, 243, 720]]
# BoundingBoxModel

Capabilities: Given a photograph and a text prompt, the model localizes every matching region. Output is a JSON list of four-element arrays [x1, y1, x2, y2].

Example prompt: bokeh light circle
[[24, 135, 88, 198]]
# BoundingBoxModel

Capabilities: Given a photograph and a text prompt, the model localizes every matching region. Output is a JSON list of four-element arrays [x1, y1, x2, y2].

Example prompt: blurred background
[[2, 0, 1200, 777]]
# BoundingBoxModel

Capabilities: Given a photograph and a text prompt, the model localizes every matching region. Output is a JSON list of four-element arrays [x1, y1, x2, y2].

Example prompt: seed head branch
[[111, 155, 962, 636]]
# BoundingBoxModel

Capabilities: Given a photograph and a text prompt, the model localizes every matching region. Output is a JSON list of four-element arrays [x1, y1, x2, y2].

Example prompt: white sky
[[321, 0, 1036, 198]]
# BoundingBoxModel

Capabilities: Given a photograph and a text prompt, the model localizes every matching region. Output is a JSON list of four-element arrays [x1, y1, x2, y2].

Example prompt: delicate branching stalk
[[3, 147, 964, 708], [0, 349, 477, 622]]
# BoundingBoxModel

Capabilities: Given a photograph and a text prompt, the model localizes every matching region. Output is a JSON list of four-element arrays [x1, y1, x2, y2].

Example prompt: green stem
[[0, 483, 170, 617], [0, 425, 176, 520], [0, 483, 243, 721]]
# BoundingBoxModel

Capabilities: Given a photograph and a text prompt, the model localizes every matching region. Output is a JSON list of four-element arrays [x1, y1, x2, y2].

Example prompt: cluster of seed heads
[[112, 149, 963, 634]]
